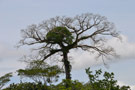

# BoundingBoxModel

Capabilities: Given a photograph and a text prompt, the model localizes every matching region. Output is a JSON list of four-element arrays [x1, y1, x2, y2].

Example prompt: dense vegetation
[[1, 64, 130, 90]]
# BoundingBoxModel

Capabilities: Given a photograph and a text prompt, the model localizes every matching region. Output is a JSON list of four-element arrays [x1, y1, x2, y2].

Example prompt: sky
[[0, 0, 135, 89]]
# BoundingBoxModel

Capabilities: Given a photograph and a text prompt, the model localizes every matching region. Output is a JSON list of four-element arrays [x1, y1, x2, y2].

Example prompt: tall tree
[[18, 13, 119, 80]]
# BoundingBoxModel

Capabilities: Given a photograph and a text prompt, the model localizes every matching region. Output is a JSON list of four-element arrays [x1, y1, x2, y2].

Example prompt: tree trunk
[[63, 52, 71, 80]]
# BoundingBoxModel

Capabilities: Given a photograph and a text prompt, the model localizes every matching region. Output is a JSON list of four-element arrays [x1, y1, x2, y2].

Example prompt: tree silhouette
[[18, 13, 119, 80]]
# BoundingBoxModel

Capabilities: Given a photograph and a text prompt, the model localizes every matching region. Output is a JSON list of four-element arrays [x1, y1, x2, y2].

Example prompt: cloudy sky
[[0, 0, 135, 89]]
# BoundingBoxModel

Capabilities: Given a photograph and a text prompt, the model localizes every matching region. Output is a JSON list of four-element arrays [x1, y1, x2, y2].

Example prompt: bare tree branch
[[17, 13, 119, 80]]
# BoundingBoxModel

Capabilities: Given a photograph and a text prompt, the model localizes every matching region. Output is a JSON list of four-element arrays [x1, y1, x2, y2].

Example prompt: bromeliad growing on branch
[[18, 13, 119, 80], [46, 27, 73, 45]]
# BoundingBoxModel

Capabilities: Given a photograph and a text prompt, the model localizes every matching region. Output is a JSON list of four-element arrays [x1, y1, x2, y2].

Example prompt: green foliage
[[46, 27, 73, 45], [55, 79, 84, 90], [3, 68, 130, 90], [3, 82, 50, 90], [17, 60, 63, 84], [0, 73, 12, 89], [85, 67, 130, 90]]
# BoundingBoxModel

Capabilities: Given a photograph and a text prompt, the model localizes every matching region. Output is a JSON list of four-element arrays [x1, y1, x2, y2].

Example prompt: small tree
[[18, 13, 119, 80], [0, 73, 12, 89], [85, 67, 130, 90], [17, 60, 63, 85]]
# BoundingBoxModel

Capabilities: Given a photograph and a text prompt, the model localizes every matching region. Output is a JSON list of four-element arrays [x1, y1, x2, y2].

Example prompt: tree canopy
[[3, 68, 130, 90], [17, 60, 63, 85], [18, 13, 119, 81]]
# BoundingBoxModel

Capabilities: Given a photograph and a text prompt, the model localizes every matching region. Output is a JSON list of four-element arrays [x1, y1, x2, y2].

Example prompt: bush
[[3, 82, 50, 90]]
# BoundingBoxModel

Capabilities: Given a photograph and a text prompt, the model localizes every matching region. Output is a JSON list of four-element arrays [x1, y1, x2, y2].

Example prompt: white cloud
[[0, 42, 27, 75], [70, 34, 135, 70], [0, 42, 26, 59], [0, 59, 25, 76], [107, 34, 135, 60], [117, 81, 135, 90], [70, 50, 102, 69], [131, 86, 135, 90]]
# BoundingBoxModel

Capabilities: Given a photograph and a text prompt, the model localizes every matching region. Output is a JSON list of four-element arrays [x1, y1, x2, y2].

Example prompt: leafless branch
[[17, 13, 119, 66]]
